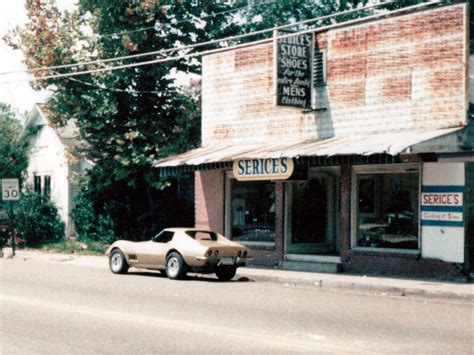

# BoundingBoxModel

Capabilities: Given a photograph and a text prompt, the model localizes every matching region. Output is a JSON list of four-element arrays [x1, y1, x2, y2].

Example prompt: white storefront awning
[[154, 127, 465, 168]]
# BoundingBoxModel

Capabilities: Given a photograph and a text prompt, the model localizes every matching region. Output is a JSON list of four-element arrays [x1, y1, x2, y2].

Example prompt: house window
[[230, 179, 275, 243], [34, 175, 41, 195], [43, 176, 51, 199], [353, 166, 420, 250]]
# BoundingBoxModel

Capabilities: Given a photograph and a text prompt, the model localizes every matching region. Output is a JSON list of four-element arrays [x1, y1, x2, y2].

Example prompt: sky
[[0, 0, 76, 114]]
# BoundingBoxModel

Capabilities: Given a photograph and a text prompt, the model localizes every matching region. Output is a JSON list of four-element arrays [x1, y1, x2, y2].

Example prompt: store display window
[[354, 166, 420, 250], [230, 179, 275, 243]]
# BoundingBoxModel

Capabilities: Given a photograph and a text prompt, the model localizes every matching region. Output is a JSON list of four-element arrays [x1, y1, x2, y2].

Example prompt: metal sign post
[[2, 179, 20, 256]]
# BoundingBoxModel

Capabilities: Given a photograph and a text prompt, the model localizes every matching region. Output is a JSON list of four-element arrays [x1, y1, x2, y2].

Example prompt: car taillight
[[214, 250, 219, 256]]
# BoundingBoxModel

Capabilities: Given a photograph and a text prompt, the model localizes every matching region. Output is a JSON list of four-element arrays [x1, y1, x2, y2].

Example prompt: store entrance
[[285, 171, 339, 255]]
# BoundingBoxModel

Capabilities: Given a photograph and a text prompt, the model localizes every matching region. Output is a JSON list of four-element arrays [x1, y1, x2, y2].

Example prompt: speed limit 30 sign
[[2, 178, 20, 201]]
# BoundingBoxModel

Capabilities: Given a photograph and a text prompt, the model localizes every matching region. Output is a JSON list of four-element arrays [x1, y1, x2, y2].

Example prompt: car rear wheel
[[166, 252, 186, 280], [216, 266, 237, 281], [109, 248, 129, 274]]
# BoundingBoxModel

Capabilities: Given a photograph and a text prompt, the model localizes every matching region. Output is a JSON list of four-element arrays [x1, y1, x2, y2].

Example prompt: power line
[[0, 0, 442, 85], [0, 0, 277, 76], [0, 0, 396, 77]]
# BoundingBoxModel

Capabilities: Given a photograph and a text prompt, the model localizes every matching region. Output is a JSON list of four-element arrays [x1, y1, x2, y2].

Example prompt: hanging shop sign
[[233, 158, 294, 181], [421, 185, 464, 227], [276, 31, 313, 109]]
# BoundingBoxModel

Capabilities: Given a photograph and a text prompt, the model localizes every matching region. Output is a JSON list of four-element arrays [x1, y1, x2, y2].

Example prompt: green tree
[[7, 0, 400, 242], [6, 0, 235, 241], [0, 103, 30, 180]]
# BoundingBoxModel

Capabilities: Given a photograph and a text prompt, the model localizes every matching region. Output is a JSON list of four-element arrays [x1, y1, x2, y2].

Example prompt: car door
[[137, 231, 174, 268]]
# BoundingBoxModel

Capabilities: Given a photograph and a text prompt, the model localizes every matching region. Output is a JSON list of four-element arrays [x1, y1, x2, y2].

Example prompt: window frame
[[43, 175, 51, 199], [225, 170, 276, 249], [351, 164, 421, 254], [152, 230, 174, 244], [33, 175, 42, 195]]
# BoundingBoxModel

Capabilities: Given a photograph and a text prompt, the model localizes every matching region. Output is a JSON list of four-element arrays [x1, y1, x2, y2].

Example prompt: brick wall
[[202, 3, 467, 146], [194, 170, 225, 234]]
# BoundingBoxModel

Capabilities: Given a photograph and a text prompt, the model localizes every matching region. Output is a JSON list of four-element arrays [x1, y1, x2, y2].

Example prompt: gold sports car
[[105, 228, 251, 281]]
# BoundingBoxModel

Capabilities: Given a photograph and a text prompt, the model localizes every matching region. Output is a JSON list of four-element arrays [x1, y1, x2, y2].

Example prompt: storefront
[[156, 2, 473, 277]]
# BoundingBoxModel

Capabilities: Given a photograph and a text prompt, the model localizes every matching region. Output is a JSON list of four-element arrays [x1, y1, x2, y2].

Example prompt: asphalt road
[[1, 257, 473, 354]]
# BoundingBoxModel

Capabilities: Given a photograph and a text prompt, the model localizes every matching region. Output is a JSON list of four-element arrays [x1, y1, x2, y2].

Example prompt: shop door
[[285, 175, 337, 255]]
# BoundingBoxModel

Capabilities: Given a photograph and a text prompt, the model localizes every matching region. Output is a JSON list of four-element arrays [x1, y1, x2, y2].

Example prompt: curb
[[236, 272, 474, 303], [3, 249, 473, 303]]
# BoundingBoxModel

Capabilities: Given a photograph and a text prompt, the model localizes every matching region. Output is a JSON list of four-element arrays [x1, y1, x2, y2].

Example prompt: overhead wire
[[0, 0, 277, 76], [0, 0, 443, 85], [0, 0, 397, 78]]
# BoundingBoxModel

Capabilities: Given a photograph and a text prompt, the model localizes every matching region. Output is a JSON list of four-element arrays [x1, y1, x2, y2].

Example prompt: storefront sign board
[[421, 163, 465, 263], [276, 31, 313, 109], [421, 185, 464, 227], [233, 157, 294, 181]]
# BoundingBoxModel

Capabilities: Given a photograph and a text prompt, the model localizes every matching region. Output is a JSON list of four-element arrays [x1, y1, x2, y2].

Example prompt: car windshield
[[186, 231, 218, 241]]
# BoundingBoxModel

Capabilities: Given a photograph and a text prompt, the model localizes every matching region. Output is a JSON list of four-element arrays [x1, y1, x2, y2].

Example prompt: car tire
[[166, 252, 186, 280], [215, 267, 237, 281], [109, 248, 129, 274]]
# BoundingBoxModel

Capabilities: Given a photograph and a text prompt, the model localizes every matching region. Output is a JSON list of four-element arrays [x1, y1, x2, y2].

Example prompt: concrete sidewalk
[[2, 248, 473, 303]]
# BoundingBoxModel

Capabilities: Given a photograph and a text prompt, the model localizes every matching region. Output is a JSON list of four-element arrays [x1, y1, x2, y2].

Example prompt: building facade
[[24, 105, 92, 237], [157, 3, 474, 277]]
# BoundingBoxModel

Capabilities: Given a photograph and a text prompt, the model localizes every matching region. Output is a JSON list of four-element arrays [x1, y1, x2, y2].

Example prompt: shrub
[[15, 192, 65, 247], [71, 189, 117, 244]]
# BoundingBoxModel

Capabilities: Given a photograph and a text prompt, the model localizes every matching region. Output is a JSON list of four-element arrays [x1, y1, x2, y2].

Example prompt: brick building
[[156, 2, 474, 277]]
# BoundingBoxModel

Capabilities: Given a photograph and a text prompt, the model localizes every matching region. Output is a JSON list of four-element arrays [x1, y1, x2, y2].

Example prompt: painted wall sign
[[276, 31, 313, 109], [421, 185, 464, 227], [233, 158, 294, 181]]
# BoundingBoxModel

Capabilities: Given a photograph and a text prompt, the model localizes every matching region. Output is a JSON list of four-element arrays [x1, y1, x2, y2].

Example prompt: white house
[[24, 104, 92, 237]]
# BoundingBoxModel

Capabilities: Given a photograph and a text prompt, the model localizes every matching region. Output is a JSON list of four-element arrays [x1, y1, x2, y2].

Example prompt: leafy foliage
[[0, 103, 31, 180], [15, 192, 65, 247], [70, 187, 116, 244], [8, 0, 401, 242]]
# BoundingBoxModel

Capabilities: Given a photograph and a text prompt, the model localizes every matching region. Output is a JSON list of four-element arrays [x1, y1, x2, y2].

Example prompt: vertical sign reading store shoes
[[276, 31, 313, 109]]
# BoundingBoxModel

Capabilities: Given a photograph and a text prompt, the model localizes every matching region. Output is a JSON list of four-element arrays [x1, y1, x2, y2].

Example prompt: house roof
[[26, 104, 86, 153]]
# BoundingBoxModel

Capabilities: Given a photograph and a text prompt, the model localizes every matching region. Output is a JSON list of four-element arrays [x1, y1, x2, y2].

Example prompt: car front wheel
[[109, 248, 129, 274], [166, 252, 186, 280], [216, 266, 237, 281]]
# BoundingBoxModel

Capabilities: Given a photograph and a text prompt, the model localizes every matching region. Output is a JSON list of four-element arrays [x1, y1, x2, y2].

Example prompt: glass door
[[285, 172, 337, 255]]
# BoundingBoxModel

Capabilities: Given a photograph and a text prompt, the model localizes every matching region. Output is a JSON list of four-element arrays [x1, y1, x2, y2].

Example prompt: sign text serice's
[[233, 158, 294, 181], [276, 32, 313, 109], [421, 185, 464, 227]]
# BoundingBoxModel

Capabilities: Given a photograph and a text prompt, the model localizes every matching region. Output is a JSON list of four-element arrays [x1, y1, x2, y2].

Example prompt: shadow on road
[[126, 269, 254, 283]]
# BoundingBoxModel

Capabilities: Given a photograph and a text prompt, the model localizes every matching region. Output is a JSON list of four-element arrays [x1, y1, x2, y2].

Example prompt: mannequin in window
[[232, 194, 246, 227]]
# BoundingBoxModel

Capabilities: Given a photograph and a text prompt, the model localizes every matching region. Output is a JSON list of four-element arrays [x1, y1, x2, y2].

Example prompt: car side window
[[153, 231, 174, 243]]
